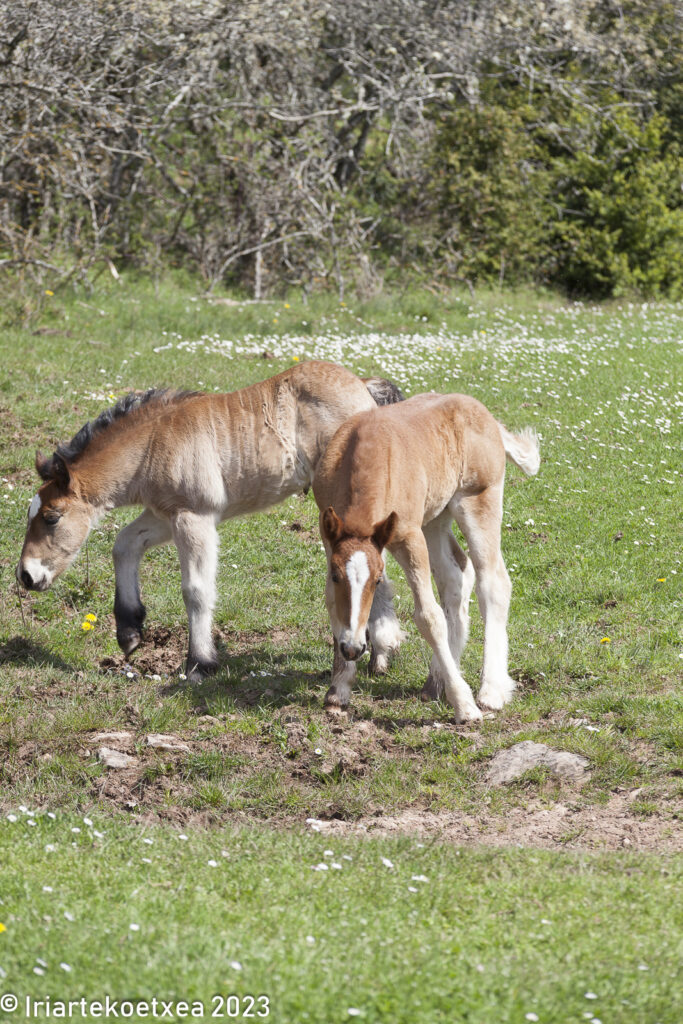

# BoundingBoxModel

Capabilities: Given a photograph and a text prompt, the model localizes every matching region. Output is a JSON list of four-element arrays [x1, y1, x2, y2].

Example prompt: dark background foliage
[[1, 0, 681, 298]]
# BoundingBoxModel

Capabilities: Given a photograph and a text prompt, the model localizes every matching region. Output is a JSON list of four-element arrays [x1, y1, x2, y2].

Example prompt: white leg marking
[[393, 532, 481, 724], [414, 599, 481, 722], [454, 487, 516, 711], [476, 559, 515, 709], [172, 512, 220, 673], [424, 520, 474, 669]]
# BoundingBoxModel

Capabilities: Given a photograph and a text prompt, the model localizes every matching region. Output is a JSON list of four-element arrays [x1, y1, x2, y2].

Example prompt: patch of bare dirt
[[308, 795, 683, 851], [100, 625, 187, 676], [288, 520, 318, 543], [3, 657, 681, 851], [99, 623, 302, 679], [274, 704, 395, 780]]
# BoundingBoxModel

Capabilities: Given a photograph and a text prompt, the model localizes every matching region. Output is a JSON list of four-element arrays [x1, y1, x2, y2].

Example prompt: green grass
[[1, 814, 681, 1023], [1, 275, 680, 822], [0, 274, 681, 1016]]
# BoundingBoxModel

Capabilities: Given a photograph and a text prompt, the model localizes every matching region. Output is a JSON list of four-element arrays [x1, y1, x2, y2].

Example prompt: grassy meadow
[[0, 276, 681, 1020]]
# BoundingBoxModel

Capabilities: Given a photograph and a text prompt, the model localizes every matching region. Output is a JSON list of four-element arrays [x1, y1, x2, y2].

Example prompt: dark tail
[[363, 377, 405, 406]]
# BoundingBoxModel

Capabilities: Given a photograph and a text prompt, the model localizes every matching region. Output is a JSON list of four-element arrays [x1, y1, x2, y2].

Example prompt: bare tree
[[1, 1, 680, 296]]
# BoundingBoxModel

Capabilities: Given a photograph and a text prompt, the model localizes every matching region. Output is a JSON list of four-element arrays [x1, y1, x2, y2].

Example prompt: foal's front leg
[[113, 509, 173, 655], [421, 517, 475, 701], [392, 529, 481, 724], [171, 511, 220, 682], [323, 563, 357, 708], [325, 637, 358, 709]]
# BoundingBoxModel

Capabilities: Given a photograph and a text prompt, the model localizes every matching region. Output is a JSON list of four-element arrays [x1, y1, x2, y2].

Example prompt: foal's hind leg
[[172, 511, 220, 682], [113, 509, 172, 655], [391, 529, 481, 724], [421, 514, 475, 701], [368, 568, 404, 676], [453, 484, 515, 710]]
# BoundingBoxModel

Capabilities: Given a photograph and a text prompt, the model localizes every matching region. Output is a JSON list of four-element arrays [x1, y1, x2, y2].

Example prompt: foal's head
[[16, 453, 94, 591], [321, 506, 397, 661]]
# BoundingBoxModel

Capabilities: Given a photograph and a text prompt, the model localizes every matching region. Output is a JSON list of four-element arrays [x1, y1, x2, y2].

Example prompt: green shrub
[[548, 110, 683, 297], [428, 96, 551, 286]]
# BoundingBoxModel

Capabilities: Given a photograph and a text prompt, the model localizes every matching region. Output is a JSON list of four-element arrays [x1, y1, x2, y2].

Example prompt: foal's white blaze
[[28, 494, 41, 521], [346, 550, 370, 635]]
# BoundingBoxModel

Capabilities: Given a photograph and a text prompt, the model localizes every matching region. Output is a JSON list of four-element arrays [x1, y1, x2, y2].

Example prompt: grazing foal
[[313, 392, 540, 722], [16, 361, 404, 681]]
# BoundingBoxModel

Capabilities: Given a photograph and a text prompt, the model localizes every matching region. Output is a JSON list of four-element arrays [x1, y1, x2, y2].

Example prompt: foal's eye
[[43, 510, 62, 526], [331, 571, 341, 584]]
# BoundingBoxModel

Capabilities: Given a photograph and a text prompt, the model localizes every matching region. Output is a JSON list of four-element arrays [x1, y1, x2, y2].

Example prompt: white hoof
[[478, 676, 516, 710], [455, 702, 483, 725], [369, 650, 390, 676]]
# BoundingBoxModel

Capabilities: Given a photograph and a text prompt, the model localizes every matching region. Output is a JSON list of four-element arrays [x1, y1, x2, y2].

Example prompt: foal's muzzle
[[17, 565, 34, 590], [340, 640, 367, 661], [16, 563, 49, 591]]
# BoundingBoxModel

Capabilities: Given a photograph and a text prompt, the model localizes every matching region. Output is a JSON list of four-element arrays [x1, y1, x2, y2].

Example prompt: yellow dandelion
[[0, 922, 6, 933], [600, 637, 611, 644], [44, 289, 54, 296], [85, 613, 98, 622], [657, 578, 666, 583], [81, 621, 94, 632], [284, 303, 290, 309], [292, 355, 299, 362]]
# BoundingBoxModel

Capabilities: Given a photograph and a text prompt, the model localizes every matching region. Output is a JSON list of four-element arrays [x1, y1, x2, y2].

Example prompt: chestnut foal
[[313, 392, 540, 722], [17, 361, 404, 681]]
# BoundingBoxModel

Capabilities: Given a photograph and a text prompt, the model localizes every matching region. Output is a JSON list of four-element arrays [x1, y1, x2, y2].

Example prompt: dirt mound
[[308, 795, 683, 852], [100, 625, 187, 676]]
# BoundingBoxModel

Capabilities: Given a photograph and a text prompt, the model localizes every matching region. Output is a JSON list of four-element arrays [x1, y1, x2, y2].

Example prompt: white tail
[[497, 423, 540, 476]]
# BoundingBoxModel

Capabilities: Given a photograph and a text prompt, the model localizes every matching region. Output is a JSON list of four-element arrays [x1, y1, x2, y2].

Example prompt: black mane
[[37, 389, 200, 481]]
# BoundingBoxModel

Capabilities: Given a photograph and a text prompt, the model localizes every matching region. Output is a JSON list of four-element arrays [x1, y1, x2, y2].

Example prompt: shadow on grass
[[158, 646, 422, 711], [0, 635, 74, 672], [160, 647, 327, 711]]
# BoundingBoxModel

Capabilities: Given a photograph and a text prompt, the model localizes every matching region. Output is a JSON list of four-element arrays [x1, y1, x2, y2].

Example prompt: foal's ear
[[322, 506, 344, 544], [372, 511, 398, 551], [35, 451, 70, 489], [35, 451, 51, 481]]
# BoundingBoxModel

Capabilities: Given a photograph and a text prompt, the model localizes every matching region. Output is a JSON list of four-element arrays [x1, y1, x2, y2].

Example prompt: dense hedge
[[424, 83, 683, 297], [1, 1, 681, 299]]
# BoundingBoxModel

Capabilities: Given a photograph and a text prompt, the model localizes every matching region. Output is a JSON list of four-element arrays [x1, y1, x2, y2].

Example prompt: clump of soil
[[100, 625, 187, 676]]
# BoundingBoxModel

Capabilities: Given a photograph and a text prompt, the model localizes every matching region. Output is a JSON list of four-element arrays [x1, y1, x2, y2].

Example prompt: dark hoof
[[420, 671, 444, 702], [186, 659, 219, 683], [114, 597, 145, 656], [117, 626, 143, 657], [324, 686, 350, 710]]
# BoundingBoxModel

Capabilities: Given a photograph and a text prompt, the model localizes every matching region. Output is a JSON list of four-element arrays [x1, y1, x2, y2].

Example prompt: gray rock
[[146, 733, 190, 752], [486, 740, 590, 785], [98, 746, 136, 769]]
